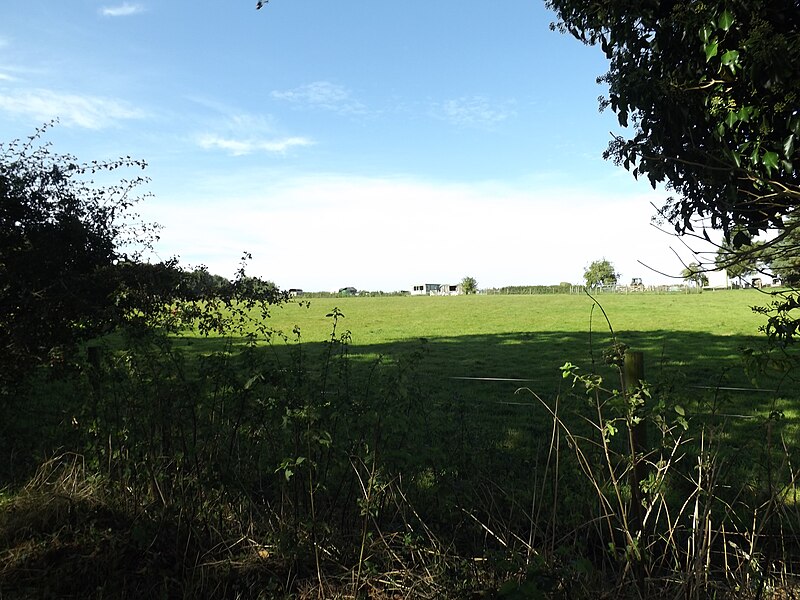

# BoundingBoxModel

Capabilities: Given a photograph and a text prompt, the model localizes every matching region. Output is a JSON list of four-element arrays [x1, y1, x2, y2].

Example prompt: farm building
[[438, 283, 462, 296], [410, 283, 441, 296], [704, 269, 774, 289], [410, 283, 463, 296], [704, 269, 730, 289]]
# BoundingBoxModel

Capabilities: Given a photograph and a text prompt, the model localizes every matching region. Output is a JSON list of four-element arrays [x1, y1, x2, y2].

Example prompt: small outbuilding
[[703, 269, 730, 289], [438, 283, 461, 296], [410, 283, 441, 296]]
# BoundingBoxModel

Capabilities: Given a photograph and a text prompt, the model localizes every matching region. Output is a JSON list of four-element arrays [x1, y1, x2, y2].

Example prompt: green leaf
[[705, 40, 719, 61], [784, 134, 795, 157], [733, 230, 751, 248], [721, 49, 739, 66], [725, 111, 738, 128], [790, 115, 800, 136], [674, 404, 685, 416], [718, 10, 734, 31], [762, 150, 779, 172], [737, 105, 754, 122]]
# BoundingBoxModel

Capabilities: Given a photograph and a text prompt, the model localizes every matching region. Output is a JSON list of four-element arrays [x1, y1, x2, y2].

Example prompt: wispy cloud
[[197, 134, 313, 156], [195, 112, 314, 156], [271, 81, 367, 115], [433, 95, 516, 128], [0, 88, 146, 128], [100, 3, 145, 17]]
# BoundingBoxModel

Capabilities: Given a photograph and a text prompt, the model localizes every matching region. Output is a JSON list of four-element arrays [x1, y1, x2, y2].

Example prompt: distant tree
[[681, 263, 709, 287], [584, 259, 619, 288], [460, 276, 478, 295], [181, 267, 230, 297]]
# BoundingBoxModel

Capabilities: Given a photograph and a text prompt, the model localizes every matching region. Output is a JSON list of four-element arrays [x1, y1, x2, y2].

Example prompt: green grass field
[[235, 289, 793, 409], [169, 288, 796, 477]]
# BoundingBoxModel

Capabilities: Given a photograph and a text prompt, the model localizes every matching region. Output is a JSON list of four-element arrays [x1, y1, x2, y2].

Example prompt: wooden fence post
[[623, 350, 647, 519], [623, 350, 648, 588]]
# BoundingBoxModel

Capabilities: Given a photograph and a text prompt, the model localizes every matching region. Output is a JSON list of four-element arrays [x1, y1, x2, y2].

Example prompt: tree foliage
[[583, 259, 619, 287], [460, 276, 478, 295], [546, 0, 800, 244], [0, 127, 286, 393], [0, 126, 154, 386], [714, 236, 763, 284], [681, 263, 709, 287], [547, 0, 800, 344]]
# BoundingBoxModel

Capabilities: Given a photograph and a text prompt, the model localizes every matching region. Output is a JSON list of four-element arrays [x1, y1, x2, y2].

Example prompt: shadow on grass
[[2, 324, 799, 600], [4, 325, 794, 492], [168, 326, 798, 466], [172, 326, 793, 402]]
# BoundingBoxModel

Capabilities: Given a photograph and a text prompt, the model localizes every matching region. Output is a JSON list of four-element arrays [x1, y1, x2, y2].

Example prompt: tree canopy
[[681, 263, 710, 287], [545, 0, 800, 245], [714, 236, 763, 285], [460, 276, 478, 295], [765, 211, 800, 285], [584, 259, 619, 287], [0, 128, 286, 393], [0, 126, 153, 386], [547, 0, 800, 344]]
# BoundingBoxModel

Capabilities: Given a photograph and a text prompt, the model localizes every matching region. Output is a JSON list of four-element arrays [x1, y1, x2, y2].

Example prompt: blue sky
[[0, 1, 708, 291]]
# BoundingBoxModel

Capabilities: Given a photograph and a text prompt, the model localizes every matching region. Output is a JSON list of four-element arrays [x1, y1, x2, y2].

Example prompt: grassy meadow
[[252, 289, 799, 474], [233, 288, 794, 411]]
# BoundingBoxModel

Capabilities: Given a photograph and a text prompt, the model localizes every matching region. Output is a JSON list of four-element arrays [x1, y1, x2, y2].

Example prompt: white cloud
[[197, 134, 313, 156], [272, 81, 367, 115], [145, 173, 685, 291], [101, 3, 145, 17], [195, 110, 315, 155], [434, 96, 516, 128], [0, 88, 145, 128]]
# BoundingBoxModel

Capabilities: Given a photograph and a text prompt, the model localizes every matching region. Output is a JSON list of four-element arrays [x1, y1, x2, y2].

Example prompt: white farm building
[[410, 283, 441, 296], [410, 283, 463, 296]]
